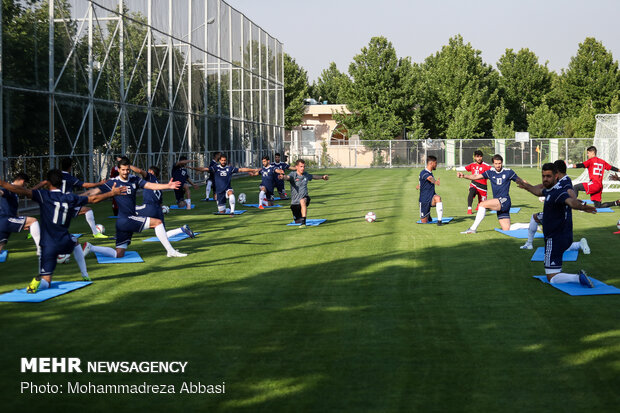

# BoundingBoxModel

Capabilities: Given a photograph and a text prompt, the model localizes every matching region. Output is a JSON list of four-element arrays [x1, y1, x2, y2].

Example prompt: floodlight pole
[[48, 0, 55, 169], [188, 0, 193, 158], [147, 0, 152, 168], [168, 0, 174, 170], [119, 0, 126, 155], [88, 1, 94, 180], [0, 1, 3, 176]]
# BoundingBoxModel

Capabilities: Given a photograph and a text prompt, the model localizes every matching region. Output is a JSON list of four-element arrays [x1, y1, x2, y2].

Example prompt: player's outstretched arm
[[32, 180, 49, 190], [311, 174, 329, 180], [189, 166, 210, 172], [129, 165, 148, 179], [457, 172, 483, 181], [186, 177, 199, 189], [517, 180, 544, 196], [566, 198, 597, 214], [0, 179, 34, 198], [145, 179, 181, 191], [87, 183, 127, 203], [81, 178, 108, 189], [175, 159, 195, 167]]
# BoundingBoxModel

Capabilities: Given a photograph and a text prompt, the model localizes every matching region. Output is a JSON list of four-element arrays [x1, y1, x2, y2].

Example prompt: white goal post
[[574, 113, 620, 192]]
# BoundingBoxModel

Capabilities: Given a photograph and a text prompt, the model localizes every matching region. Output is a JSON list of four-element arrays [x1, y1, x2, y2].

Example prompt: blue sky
[[225, 0, 620, 82]]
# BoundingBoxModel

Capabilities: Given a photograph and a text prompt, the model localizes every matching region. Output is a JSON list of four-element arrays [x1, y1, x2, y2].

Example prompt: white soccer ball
[[96, 224, 105, 234], [365, 212, 377, 223], [162, 205, 170, 214], [57, 254, 71, 264], [238, 193, 246, 204]]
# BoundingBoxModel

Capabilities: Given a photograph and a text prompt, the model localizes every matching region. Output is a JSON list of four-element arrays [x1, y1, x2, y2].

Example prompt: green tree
[[338, 36, 415, 140], [565, 104, 597, 138], [496, 48, 552, 131], [491, 100, 515, 140], [527, 102, 560, 139], [311, 62, 350, 104], [418, 35, 498, 139], [283, 53, 309, 130], [553, 37, 620, 117]]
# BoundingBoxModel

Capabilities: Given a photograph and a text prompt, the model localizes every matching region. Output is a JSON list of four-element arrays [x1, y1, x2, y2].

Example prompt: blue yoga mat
[[72, 234, 82, 238], [287, 219, 326, 226], [494, 228, 544, 239], [213, 210, 246, 215], [416, 217, 454, 224], [95, 251, 144, 264], [533, 275, 620, 296], [201, 198, 214, 201], [108, 216, 118, 219], [531, 247, 578, 262], [169, 204, 196, 210], [0, 281, 92, 303], [0, 250, 7, 263], [245, 204, 283, 208], [143, 232, 200, 242], [490, 207, 521, 214], [596, 207, 614, 212], [274, 196, 289, 200]]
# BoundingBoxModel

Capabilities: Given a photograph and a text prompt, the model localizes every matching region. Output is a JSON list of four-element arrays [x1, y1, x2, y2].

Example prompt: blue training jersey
[[61, 171, 84, 194], [213, 165, 239, 192], [419, 169, 436, 203], [32, 189, 88, 244], [271, 161, 289, 172], [542, 180, 572, 239], [207, 160, 218, 181], [260, 165, 278, 191], [482, 168, 519, 200], [0, 188, 19, 217], [142, 173, 162, 206], [99, 175, 146, 217], [171, 164, 188, 185]]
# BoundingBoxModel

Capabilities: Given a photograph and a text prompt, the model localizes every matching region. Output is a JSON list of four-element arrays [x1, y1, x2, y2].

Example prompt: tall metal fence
[[287, 138, 595, 168], [0, 0, 284, 183]]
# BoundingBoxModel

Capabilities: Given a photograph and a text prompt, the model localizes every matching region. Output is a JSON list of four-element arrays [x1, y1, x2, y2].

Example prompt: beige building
[[286, 104, 379, 167]]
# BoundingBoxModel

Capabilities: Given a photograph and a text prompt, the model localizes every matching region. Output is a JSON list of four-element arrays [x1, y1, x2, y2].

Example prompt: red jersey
[[465, 162, 491, 187], [110, 165, 119, 178], [583, 157, 612, 184]]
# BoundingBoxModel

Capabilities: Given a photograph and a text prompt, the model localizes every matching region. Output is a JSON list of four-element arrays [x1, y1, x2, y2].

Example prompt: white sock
[[470, 207, 486, 231], [73, 244, 89, 278], [85, 210, 98, 235], [90, 245, 117, 258], [39, 278, 50, 290], [185, 199, 191, 208], [29, 221, 41, 248], [527, 216, 538, 244], [229, 194, 236, 213], [568, 242, 581, 251], [509, 223, 530, 230], [218, 205, 226, 212], [167, 228, 184, 238], [259, 190, 265, 206], [206, 181, 212, 198], [550, 272, 579, 284], [155, 224, 176, 254], [436, 202, 443, 221]]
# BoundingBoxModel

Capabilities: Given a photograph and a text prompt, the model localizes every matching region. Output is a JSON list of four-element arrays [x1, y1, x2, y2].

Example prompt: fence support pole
[[389, 140, 392, 167]]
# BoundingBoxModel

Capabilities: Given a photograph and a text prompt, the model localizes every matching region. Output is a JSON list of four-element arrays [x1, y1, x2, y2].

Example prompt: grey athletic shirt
[[288, 171, 314, 205]]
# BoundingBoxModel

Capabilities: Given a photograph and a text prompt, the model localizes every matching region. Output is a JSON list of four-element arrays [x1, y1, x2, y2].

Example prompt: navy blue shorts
[[115, 215, 148, 247], [216, 188, 232, 207], [136, 203, 164, 222], [0, 216, 26, 244], [419, 200, 432, 220], [174, 188, 185, 202], [275, 179, 285, 192], [497, 197, 511, 220], [39, 234, 77, 276], [544, 236, 572, 274]]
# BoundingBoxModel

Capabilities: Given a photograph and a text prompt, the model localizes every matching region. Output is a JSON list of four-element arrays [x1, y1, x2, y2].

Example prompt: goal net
[[574, 113, 620, 192]]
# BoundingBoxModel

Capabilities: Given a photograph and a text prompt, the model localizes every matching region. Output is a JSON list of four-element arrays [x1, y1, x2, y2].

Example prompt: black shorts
[[419, 200, 432, 219], [497, 197, 511, 220], [136, 203, 164, 222], [0, 216, 26, 244], [544, 236, 572, 274], [39, 235, 77, 276], [115, 215, 148, 248]]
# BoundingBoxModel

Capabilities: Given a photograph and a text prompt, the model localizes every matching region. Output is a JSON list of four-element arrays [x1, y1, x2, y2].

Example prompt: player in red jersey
[[569, 146, 620, 208], [463, 150, 491, 214]]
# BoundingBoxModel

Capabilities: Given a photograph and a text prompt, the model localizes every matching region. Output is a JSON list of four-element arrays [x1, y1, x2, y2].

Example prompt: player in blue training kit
[[212, 154, 259, 215], [43, 157, 109, 238], [171, 156, 198, 209], [128, 164, 196, 240], [418, 155, 445, 225], [189, 152, 221, 201], [0, 169, 125, 293], [458, 154, 524, 233], [520, 160, 591, 254], [271, 153, 292, 199], [81, 158, 187, 259], [518, 162, 596, 287], [257, 156, 278, 208], [0, 173, 41, 255]]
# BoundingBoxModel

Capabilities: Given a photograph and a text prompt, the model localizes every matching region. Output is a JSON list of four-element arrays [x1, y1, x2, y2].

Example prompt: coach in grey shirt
[[277, 159, 328, 227]]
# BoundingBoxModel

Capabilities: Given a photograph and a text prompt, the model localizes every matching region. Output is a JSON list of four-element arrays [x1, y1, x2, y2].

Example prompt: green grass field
[[2, 167, 620, 412]]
